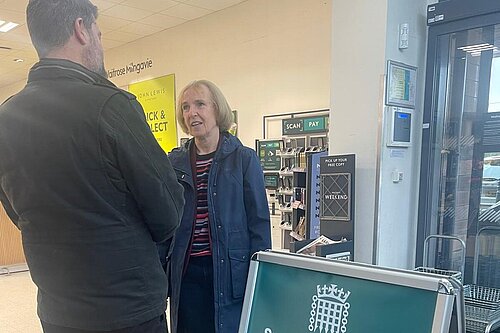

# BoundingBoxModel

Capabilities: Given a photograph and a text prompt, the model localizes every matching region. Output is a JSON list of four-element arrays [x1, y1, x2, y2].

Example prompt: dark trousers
[[41, 314, 167, 333], [177, 256, 215, 333]]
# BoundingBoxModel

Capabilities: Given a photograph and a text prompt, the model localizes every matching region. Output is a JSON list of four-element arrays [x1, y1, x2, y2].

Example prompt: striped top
[[190, 152, 214, 257]]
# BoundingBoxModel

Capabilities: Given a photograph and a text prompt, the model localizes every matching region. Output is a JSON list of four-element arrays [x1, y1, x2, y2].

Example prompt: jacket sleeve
[[0, 186, 19, 229], [100, 92, 184, 243], [242, 148, 272, 256]]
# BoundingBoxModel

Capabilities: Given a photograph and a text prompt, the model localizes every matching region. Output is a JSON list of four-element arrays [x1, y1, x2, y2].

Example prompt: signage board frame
[[239, 251, 455, 333], [386, 60, 418, 109]]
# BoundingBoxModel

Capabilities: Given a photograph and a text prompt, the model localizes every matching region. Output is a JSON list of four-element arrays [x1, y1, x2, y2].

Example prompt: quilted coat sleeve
[[100, 93, 184, 243]]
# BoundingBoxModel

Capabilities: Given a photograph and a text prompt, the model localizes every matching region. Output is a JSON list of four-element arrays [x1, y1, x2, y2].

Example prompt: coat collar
[[169, 132, 242, 174], [28, 58, 114, 87], [217, 132, 241, 157]]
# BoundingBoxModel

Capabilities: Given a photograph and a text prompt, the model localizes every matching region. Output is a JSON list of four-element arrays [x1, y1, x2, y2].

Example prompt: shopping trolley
[[463, 284, 500, 333], [465, 226, 500, 333], [415, 234, 467, 333]]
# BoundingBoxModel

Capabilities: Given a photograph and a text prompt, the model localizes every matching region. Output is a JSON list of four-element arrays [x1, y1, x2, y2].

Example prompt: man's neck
[[44, 45, 84, 68]]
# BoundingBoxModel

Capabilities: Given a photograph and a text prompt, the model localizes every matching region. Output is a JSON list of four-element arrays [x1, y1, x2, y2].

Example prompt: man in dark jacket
[[0, 1, 184, 332]]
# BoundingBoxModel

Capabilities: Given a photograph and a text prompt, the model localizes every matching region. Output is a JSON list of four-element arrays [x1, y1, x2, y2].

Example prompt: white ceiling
[[0, 0, 245, 89]]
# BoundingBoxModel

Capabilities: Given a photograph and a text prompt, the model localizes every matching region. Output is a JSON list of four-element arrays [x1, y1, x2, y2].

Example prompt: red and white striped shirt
[[190, 152, 214, 257]]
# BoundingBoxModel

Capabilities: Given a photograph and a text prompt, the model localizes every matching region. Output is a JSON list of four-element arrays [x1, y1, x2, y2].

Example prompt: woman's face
[[180, 85, 219, 141]]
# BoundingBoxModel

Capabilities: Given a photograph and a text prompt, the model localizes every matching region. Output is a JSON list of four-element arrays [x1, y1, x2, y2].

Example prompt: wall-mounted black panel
[[428, 0, 500, 26]]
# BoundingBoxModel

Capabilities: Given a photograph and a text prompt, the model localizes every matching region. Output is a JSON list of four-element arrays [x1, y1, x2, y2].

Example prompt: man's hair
[[177, 80, 234, 134], [27, 0, 98, 57]]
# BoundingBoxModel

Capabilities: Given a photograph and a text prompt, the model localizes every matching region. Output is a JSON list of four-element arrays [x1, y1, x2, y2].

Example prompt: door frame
[[417, 9, 500, 266]]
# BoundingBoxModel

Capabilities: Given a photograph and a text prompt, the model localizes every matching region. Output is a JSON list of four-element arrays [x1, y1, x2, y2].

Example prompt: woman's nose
[[188, 108, 198, 117]]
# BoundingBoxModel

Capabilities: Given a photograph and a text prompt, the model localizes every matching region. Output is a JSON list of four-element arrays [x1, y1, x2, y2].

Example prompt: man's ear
[[73, 18, 90, 45]]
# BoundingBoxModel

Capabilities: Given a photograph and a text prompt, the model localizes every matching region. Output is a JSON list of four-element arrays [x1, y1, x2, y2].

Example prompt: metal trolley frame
[[468, 226, 500, 333], [415, 234, 467, 333]]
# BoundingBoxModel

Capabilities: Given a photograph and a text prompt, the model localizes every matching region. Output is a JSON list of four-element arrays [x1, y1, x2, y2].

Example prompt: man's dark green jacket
[[0, 59, 184, 330]]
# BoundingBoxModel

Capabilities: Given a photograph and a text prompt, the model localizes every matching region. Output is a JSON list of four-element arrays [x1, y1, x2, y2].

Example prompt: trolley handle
[[423, 234, 466, 278], [473, 226, 500, 285]]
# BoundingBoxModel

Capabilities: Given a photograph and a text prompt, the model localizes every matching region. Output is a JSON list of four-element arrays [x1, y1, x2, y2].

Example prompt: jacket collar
[[169, 132, 242, 174], [216, 131, 241, 158], [28, 58, 114, 87]]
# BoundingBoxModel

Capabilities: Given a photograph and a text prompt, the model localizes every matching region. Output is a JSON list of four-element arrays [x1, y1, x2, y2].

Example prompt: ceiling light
[[458, 43, 498, 57], [13, 58, 24, 63], [0, 21, 4, 26], [458, 43, 490, 51], [0, 22, 19, 33]]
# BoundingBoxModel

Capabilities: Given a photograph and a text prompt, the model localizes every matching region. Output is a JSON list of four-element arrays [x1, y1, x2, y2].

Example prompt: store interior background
[[0, 0, 437, 274]]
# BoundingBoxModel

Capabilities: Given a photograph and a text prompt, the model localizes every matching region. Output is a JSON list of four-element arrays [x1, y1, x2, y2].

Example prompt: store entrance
[[418, 3, 500, 289]]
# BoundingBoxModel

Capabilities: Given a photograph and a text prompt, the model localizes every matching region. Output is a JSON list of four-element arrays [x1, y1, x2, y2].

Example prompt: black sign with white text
[[319, 154, 355, 250]]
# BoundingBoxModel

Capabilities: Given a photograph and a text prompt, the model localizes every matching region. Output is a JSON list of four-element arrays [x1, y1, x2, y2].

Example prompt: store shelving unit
[[276, 146, 326, 249]]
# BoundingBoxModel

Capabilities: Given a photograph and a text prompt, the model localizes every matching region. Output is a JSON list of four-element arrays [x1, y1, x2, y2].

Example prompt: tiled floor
[[0, 271, 41, 333]]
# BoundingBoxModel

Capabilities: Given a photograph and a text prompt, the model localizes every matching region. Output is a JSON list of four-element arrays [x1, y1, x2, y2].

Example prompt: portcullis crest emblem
[[308, 284, 351, 333]]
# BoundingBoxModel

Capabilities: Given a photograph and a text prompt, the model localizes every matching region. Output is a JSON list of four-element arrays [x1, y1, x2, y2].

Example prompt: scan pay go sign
[[282, 116, 328, 135]]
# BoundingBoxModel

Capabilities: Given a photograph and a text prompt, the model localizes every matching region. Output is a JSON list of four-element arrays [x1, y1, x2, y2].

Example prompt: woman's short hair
[[27, 0, 98, 58], [176, 80, 233, 134]]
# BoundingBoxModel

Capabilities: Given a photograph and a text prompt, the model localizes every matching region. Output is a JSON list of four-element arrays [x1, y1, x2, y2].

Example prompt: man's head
[[27, 0, 106, 76]]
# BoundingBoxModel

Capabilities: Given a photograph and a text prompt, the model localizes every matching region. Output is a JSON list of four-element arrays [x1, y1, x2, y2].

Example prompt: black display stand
[[318, 154, 355, 259]]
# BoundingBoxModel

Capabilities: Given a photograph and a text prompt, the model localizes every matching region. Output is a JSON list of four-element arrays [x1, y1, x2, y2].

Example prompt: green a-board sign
[[239, 252, 455, 333]]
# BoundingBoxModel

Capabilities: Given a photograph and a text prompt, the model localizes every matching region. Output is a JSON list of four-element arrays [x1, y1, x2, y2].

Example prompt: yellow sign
[[128, 74, 177, 153]]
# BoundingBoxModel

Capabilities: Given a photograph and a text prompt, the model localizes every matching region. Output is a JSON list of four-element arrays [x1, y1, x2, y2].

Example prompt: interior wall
[[330, 0, 389, 264], [0, 81, 25, 104], [103, 0, 332, 148], [0, 205, 25, 266], [375, 0, 429, 269], [330, 0, 430, 267], [0, 0, 331, 148]]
